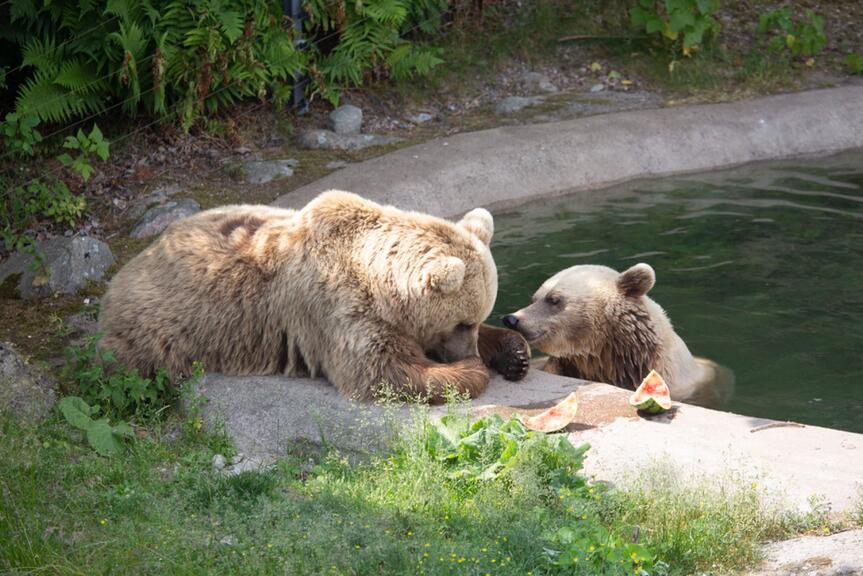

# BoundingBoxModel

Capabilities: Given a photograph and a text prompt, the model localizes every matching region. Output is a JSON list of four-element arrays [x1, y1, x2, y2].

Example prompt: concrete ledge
[[275, 87, 863, 218], [196, 371, 863, 515]]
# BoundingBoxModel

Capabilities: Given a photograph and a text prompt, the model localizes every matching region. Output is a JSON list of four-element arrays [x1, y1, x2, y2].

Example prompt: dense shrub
[[757, 7, 826, 58], [630, 0, 721, 55], [0, 0, 447, 128]]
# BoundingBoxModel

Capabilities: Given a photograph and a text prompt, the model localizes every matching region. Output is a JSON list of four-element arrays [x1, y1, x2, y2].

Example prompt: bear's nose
[[501, 314, 519, 329]]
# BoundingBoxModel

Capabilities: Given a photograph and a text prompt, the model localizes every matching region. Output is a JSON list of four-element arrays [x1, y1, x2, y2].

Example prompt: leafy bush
[[1, 0, 447, 127], [305, 0, 446, 105], [57, 124, 110, 183], [424, 412, 588, 487], [1, 112, 42, 157], [758, 7, 826, 57], [4, 178, 86, 230], [630, 0, 721, 55], [0, 122, 105, 258], [62, 334, 175, 420], [545, 519, 662, 575]]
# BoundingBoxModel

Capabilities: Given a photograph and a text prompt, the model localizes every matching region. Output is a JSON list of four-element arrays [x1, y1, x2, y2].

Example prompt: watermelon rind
[[629, 370, 672, 414], [629, 395, 671, 414]]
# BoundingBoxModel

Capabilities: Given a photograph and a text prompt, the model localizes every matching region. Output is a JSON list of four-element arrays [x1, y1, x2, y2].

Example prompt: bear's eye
[[545, 294, 562, 306], [456, 322, 475, 332]]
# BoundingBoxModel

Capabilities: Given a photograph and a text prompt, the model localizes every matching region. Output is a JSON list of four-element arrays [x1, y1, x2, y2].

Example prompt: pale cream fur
[[98, 191, 519, 401]]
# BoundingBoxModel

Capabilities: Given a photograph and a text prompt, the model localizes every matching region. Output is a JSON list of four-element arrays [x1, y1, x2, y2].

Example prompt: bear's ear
[[617, 263, 656, 298], [458, 208, 493, 246], [420, 256, 466, 294]]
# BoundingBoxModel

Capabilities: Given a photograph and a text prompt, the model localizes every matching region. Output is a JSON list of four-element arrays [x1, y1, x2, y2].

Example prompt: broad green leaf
[[58, 396, 94, 430], [645, 16, 664, 34], [86, 418, 124, 456], [669, 11, 695, 33], [112, 421, 134, 438]]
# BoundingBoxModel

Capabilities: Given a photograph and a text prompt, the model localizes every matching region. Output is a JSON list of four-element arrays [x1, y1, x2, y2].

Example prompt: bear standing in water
[[99, 191, 529, 402], [502, 263, 733, 407]]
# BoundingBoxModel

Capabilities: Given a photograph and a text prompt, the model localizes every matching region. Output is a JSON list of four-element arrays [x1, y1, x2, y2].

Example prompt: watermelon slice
[[521, 392, 579, 433], [629, 370, 672, 414]]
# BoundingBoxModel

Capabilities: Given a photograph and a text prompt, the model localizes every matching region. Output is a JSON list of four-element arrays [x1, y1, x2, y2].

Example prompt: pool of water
[[489, 149, 863, 433]]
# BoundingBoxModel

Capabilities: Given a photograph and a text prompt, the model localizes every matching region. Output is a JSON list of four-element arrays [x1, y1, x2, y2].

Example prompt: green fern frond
[[22, 37, 63, 74], [110, 21, 148, 61], [9, 0, 38, 24], [319, 51, 364, 86], [218, 10, 244, 44], [54, 59, 107, 94], [265, 37, 303, 79], [15, 70, 105, 123], [387, 43, 442, 79], [104, 0, 132, 22], [362, 0, 408, 26]]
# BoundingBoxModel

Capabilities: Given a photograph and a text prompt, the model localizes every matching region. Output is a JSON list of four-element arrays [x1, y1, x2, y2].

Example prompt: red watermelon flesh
[[629, 370, 672, 413], [521, 392, 579, 432]]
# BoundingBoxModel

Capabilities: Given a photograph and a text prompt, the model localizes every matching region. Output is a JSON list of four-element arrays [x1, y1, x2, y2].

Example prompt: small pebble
[[212, 454, 227, 470]]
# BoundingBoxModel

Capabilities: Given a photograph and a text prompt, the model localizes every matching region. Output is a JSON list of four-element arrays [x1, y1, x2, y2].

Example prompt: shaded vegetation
[[0, 400, 814, 575]]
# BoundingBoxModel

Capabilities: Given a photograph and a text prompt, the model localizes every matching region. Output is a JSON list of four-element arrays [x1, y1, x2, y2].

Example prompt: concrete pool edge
[[274, 86, 863, 218]]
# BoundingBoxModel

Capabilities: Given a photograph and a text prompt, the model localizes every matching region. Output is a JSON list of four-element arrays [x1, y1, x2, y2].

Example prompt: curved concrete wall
[[276, 86, 863, 218]]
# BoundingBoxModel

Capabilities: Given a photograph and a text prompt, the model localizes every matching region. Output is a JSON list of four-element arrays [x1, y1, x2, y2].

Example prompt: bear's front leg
[[418, 356, 490, 403], [478, 324, 531, 381], [372, 341, 490, 403]]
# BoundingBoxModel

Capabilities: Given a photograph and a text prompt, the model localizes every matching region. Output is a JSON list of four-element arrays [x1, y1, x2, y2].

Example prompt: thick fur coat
[[99, 191, 528, 401], [502, 263, 733, 407]]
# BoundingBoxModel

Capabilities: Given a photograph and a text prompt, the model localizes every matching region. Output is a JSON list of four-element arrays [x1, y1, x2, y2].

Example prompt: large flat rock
[[747, 528, 863, 576], [274, 86, 863, 218], [195, 369, 863, 515], [194, 369, 582, 455]]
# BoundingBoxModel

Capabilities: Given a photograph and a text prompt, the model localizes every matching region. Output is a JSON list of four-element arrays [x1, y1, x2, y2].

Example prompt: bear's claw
[[492, 332, 531, 381]]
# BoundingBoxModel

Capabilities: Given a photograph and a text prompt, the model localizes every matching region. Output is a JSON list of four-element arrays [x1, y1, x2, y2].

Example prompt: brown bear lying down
[[98, 191, 529, 402], [502, 263, 733, 407]]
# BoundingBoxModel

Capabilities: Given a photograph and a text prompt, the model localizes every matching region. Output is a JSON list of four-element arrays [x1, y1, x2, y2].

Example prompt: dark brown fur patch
[[552, 304, 661, 390], [219, 215, 264, 238], [276, 331, 288, 373]]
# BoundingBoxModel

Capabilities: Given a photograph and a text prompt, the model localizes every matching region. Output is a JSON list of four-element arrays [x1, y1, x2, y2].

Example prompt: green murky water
[[489, 149, 863, 433]]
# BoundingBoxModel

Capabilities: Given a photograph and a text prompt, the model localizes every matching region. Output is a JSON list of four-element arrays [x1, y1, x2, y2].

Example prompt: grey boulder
[[299, 130, 402, 151], [0, 236, 115, 299], [494, 96, 543, 115], [0, 341, 57, 425], [408, 112, 435, 124], [243, 159, 299, 185], [130, 198, 201, 238], [520, 71, 558, 94], [328, 104, 363, 135]]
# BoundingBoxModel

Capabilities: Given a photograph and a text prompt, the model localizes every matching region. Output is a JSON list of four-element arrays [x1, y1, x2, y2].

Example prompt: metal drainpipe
[[287, 0, 309, 113]]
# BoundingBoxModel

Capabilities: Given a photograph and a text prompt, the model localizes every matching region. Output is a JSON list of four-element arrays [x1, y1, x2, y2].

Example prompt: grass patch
[[596, 465, 792, 572], [1, 394, 823, 576], [618, 45, 797, 101], [856, 487, 863, 527]]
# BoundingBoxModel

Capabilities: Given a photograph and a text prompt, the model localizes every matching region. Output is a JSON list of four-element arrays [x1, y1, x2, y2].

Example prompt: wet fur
[[544, 304, 662, 390]]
